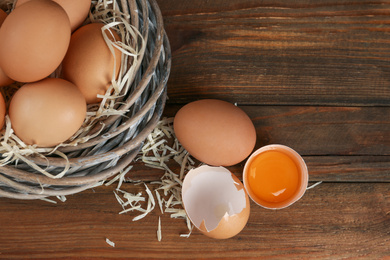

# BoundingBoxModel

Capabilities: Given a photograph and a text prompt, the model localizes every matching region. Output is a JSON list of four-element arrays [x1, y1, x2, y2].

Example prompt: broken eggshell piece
[[182, 165, 250, 239]]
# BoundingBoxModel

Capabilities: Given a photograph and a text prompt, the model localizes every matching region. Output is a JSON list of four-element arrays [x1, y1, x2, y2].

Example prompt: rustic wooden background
[[0, 0, 389, 258]]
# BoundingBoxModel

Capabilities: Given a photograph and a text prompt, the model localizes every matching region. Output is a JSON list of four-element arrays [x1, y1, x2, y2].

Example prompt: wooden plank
[[118, 105, 390, 183], [304, 155, 390, 182], [163, 105, 390, 156], [0, 182, 388, 259], [128, 155, 390, 183], [157, 0, 390, 106], [0, 2, 387, 260]]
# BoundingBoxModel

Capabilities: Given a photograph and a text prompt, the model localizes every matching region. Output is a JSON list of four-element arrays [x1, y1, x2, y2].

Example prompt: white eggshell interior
[[182, 165, 247, 232]]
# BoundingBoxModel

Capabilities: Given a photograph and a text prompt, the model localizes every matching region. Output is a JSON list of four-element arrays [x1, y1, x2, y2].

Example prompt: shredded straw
[[108, 117, 196, 240], [0, 0, 145, 178], [105, 238, 115, 248], [157, 216, 162, 242], [307, 181, 322, 190]]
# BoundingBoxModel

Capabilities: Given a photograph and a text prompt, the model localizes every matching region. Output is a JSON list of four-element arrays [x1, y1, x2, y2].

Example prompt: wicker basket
[[0, 0, 171, 199]]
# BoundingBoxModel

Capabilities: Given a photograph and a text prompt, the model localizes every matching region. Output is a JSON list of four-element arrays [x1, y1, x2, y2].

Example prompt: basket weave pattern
[[0, 0, 171, 199]]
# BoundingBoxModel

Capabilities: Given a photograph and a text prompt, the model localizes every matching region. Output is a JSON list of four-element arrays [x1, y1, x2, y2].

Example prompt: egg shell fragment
[[61, 22, 122, 104], [0, 0, 71, 83], [174, 99, 257, 166], [9, 78, 87, 148], [15, 0, 91, 31], [182, 165, 250, 239]]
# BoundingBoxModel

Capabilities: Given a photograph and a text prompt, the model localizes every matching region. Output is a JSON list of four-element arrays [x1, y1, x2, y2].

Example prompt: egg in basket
[[0, 0, 171, 199]]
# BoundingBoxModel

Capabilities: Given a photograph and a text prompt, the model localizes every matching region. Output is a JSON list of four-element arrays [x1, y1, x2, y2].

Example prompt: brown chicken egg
[[182, 165, 250, 239], [0, 92, 6, 129], [9, 78, 86, 147], [0, 9, 6, 22], [0, 0, 71, 83], [174, 99, 257, 166], [0, 67, 12, 87], [15, 0, 91, 31], [0, 9, 13, 87], [61, 22, 122, 104]]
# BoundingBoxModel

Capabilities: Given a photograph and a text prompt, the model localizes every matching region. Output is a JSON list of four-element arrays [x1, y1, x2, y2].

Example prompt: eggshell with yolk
[[182, 165, 250, 239], [174, 99, 256, 166], [243, 144, 309, 210], [61, 22, 122, 104]]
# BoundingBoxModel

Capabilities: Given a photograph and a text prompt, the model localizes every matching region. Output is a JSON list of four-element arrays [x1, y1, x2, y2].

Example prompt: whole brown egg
[[0, 0, 71, 83], [15, 0, 91, 31], [0, 67, 12, 87], [174, 99, 257, 166], [0, 92, 6, 129], [0, 9, 6, 23], [0, 9, 14, 87], [61, 22, 122, 104], [9, 78, 87, 147]]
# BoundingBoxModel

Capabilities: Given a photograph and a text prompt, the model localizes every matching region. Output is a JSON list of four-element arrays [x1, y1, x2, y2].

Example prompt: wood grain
[[164, 105, 390, 156], [0, 1, 389, 259], [157, 0, 390, 106], [0, 182, 388, 259], [128, 154, 390, 183], [124, 105, 390, 183]]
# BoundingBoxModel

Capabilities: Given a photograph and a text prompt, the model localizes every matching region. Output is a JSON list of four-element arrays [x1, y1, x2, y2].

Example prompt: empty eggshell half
[[182, 165, 250, 239]]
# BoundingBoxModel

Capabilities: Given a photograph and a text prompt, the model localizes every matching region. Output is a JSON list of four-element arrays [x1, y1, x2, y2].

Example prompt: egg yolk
[[247, 150, 300, 203]]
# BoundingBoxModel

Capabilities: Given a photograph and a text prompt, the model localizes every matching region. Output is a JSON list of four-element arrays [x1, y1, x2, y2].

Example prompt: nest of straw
[[0, 0, 171, 199]]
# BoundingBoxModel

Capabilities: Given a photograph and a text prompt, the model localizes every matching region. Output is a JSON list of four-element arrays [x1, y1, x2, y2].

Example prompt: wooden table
[[1, 0, 389, 258]]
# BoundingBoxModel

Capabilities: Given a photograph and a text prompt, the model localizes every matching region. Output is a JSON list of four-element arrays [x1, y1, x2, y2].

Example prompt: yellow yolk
[[247, 150, 300, 203]]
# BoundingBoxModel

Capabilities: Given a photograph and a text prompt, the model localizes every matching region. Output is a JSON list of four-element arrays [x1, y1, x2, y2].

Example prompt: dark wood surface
[[0, 0, 389, 259]]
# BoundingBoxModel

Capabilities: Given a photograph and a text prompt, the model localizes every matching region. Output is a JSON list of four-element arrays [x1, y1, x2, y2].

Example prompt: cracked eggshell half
[[182, 165, 250, 239]]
